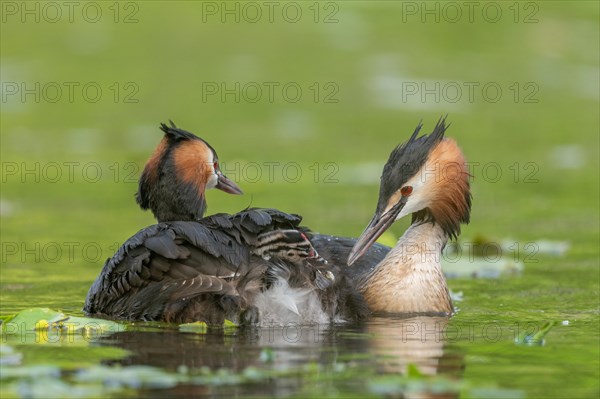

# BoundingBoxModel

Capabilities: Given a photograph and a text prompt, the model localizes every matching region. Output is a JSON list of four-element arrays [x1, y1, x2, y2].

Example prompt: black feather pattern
[[144, 231, 185, 259], [309, 234, 390, 287], [376, 116, 449, 214], [83, 207, 369, 324]]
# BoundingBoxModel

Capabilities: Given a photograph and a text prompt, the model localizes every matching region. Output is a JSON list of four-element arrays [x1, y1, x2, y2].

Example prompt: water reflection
[[367, 316, 461, 376], [96, 316, 464, 398]]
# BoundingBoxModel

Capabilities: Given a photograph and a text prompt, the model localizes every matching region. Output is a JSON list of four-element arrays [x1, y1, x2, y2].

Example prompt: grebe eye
[[213, 161, 219, 170], [400, 186, 413, 196]]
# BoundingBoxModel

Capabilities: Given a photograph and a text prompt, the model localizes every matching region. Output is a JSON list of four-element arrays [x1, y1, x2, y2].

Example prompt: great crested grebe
[[348, 118, 472, 315], [348, 119, 471, 314], [84, 122, 387, 325]]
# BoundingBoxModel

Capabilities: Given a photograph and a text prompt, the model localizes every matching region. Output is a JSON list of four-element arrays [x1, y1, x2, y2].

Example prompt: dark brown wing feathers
[[84, 208, 321, 322]]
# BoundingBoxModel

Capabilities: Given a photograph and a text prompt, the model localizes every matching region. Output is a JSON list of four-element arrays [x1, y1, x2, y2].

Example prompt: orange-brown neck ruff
[[137, 137, 168, 210], [172, 140, 214, 201], [414, 138, 471, 239], [145, 137, 168, 182]]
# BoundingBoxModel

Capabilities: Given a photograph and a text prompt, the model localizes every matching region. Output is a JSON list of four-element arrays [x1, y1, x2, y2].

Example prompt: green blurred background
[[1, 2, 599, 398], [1, 1, 598, 319]]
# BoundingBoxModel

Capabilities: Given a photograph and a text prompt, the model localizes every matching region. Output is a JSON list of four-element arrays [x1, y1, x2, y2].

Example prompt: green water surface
[[1, 1, 598, 398]]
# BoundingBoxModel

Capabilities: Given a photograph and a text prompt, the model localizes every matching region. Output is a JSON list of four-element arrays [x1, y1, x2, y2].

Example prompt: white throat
[[361, 221, 453, 315]]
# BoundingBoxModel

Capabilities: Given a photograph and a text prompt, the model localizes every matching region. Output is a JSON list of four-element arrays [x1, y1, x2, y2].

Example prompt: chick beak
[[216, 172, 243, 195], [347, 200, 406, 266]]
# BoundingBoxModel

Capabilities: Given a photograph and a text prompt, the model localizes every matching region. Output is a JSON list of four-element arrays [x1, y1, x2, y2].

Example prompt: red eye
[[213, 161, 219, 170], [400, 186, 413, 196]]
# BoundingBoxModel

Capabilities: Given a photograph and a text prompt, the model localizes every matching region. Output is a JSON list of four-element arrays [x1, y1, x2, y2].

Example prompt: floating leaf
[[406, 363, 424, 378], [259, 348, 274, 363], [515, 321, 556, 346], [0, 314, 15, 323], [468, 388, 525, 399], [0, 344, 22, 366], [1, 308, 62, 332], [0, 364, 61, 380], [179, 321, 208, 334], [223, 319, 238, 335], [442, 258, 524, 279], [74, 365, 181, 389], [368, 373, 464, 396], [179, 319, 239, 334], [1, 308, 124, 342]]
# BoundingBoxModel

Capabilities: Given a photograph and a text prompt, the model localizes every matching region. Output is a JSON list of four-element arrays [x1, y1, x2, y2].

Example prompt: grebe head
[[348, 117, 472, 265], [136, 121, 243, 222]]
